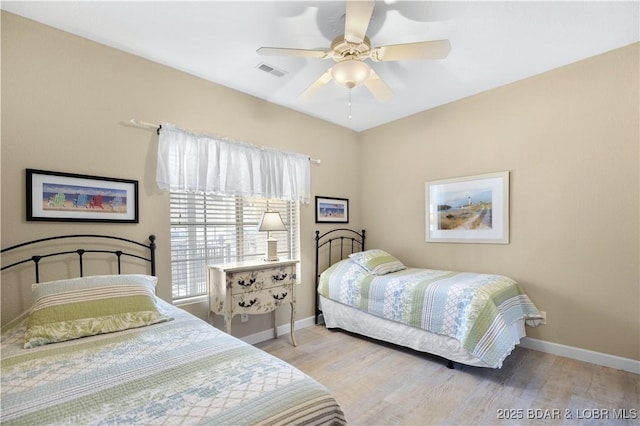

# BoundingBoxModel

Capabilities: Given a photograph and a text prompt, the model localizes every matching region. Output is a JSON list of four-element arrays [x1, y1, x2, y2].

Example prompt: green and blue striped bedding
[[319, 259, 543, 368], [1, 299, 345, 425]]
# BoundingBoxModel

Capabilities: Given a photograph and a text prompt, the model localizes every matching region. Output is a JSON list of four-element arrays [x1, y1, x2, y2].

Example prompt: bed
[[1, 234, 345, 425], [314, 229, 544, 369]]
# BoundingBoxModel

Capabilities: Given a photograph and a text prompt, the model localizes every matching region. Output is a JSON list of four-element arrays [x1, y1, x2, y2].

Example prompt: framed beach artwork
[[425, 171, 509, 244], [315, 196, 349, 223], [26, 169, 139, 223]]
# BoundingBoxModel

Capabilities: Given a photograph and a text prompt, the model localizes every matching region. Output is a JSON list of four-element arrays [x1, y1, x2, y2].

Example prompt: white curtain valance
[[156, 123, 311, 204]]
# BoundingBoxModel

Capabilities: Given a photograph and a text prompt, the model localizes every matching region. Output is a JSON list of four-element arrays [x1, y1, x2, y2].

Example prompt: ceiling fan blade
[[344, 0, 375, 44], [300, 69, 333, 99], [364, 69, 393, 102], [257, 47, 329, 59], [372, 39, 451, 62]]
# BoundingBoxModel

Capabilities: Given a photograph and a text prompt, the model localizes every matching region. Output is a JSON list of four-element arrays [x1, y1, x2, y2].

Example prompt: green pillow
[[349, 249, 407, 275], [24, 274, 171, 348]]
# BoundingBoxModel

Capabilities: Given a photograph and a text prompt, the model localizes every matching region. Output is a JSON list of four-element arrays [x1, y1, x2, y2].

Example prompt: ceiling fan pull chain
[[348, 89, 352, 120]]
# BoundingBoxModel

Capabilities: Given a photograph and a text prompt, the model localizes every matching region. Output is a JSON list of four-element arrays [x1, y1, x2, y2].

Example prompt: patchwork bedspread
[[319, 260, 543, 368], [1, 301, 345, 425]]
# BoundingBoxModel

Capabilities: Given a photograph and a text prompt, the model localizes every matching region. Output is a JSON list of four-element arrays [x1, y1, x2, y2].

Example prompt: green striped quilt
[[1, 300, 345, 425], [319, 259, 543, 368]]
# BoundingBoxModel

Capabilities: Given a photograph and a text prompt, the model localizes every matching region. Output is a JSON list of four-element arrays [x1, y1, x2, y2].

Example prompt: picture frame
[[315, 196, 349, 223], [26, 168, 139, 223], [425, 171, 509, 244]]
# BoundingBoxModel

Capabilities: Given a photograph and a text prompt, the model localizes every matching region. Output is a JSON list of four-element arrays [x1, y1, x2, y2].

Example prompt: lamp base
[[264, 239, 279, 262]]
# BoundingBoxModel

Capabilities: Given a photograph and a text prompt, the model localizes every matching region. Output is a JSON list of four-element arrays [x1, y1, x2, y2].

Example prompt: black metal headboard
[[1, 234, 157, 283], [314, 229, 365, 324]]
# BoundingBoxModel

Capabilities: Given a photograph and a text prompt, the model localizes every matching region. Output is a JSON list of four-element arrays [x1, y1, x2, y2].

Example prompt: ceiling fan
[[256, 0, 451, 102]]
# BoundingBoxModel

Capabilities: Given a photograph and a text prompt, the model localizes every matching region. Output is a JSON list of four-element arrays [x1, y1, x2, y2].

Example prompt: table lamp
[[258, 211, 287, 261]]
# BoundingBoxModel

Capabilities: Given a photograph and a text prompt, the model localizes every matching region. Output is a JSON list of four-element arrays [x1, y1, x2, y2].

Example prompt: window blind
[[170, 192, 299, 301]]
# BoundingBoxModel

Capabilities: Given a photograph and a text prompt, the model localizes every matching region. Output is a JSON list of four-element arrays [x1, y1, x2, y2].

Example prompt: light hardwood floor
[[256, 326, 639, 426]]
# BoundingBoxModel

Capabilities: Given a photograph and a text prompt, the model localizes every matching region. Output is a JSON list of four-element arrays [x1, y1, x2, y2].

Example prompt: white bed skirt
[[319, 295, 526, 368]]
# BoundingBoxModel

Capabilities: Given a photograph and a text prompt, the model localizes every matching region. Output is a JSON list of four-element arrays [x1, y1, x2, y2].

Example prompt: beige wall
[[361, 43, 639, 360], [2, 12, 638, 361], [0, 12, 362, 334]]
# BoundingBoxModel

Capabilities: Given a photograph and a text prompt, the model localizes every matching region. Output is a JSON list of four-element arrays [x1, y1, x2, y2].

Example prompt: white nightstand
[[207, 259, 299, 346]]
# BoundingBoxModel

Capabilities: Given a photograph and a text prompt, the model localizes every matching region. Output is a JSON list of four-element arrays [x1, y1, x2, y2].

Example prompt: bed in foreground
[[315, 229, 544, 369], [1, 234, 345, 426]]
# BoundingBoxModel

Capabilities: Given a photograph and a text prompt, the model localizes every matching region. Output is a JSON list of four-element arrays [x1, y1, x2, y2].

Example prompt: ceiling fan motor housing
[[331, 35, 372, 62]]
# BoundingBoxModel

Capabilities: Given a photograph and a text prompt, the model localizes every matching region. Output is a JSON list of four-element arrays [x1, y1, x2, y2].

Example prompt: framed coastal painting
[[26, 169, 139, 223], [425, 171, 509, 244], [315, 196, 349, 223]]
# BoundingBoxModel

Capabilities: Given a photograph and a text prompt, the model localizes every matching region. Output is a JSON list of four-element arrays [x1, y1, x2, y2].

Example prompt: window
[[170, 192, 299, 302]]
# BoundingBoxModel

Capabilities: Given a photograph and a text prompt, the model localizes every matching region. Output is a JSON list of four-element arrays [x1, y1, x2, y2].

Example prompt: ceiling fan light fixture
[[330, 59, 371, 89]]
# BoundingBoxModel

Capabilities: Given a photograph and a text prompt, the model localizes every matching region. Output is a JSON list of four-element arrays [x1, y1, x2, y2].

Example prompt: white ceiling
[[3, 1, 638, 132]]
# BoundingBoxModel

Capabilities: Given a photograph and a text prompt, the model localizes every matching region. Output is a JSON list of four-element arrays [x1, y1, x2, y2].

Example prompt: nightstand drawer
[[227, 264, 295, 294], [232, 284, 293, 314]]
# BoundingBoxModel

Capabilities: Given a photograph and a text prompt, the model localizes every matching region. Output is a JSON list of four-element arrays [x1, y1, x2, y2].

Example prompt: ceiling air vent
[[256, 63, 287, 78]]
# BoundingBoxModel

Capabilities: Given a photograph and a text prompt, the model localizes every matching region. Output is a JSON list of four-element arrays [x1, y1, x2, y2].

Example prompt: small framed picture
[[26, 168, 139, 223], [315, 196, 349, 223]]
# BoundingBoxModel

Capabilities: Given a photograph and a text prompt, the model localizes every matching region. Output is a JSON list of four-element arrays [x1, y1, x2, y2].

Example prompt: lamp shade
[[258, 211, 287, 232], [330, 59, 371, 89]]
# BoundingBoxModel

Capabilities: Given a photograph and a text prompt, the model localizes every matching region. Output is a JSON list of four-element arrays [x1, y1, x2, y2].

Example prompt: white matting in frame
[[425, 171, 509, 244]]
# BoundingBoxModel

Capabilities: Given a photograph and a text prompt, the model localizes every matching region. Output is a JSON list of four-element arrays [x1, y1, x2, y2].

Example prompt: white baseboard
[[241, 316, 316, 346], [520, 337, 640, 374], [243, 319, 640, 375]]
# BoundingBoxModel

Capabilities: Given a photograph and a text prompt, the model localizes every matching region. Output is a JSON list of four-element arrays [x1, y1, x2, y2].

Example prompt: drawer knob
[[273, 292, 288, 300], [272, 273, 287, 281], [238, 298, 257, 308], [237, 278, 256, 287]]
